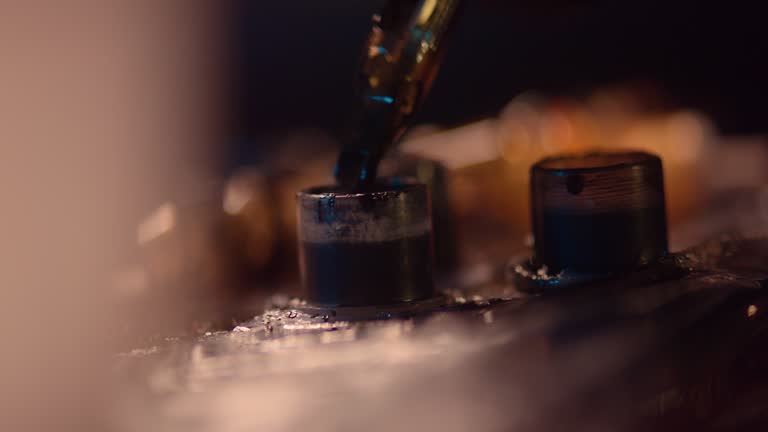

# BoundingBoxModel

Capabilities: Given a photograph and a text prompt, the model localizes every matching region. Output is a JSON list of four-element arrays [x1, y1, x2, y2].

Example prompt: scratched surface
[[114, 190, 768, 432]]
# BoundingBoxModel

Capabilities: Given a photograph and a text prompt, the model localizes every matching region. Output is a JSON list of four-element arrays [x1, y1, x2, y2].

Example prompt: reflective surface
[[115, 192, 768, 431], [531, 151, 668, 273], [335, 0, 462, 188]]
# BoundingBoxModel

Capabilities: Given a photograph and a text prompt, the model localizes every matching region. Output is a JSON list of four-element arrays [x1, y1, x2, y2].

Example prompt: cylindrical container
[[380, 155, 459, 272], [297, 178, 435, 307], [530, 151, 668, 274]]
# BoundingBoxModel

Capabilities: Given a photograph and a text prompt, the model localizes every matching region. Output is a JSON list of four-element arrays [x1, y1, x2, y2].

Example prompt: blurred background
[[231, 0, 768, 148], [226, 0, 768, 283], [1, 1, 767, 430]]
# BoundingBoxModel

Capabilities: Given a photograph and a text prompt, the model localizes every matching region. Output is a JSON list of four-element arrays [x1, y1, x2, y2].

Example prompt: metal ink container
[[531, 151, 669, 274], [297, 178, 435, 307]]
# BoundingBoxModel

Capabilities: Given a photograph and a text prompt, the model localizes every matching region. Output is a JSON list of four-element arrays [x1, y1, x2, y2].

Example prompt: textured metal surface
[[531, 151, 668, 273], [115, 239, 768, 432], [113, 187, 768, 432], [297, 180, 431, 243], [297, 178, 435, 306]]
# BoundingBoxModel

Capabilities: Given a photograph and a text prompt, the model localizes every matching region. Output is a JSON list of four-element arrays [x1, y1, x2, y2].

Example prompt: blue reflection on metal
[[539, 278, 561, 287], [368, 95, 394, 104], [319, 193, 338, 224], [411, 29, 434, 43]]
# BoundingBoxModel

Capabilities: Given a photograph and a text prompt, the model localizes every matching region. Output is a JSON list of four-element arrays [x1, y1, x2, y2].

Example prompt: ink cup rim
[[532, 151, 661, 175], [297, 177, 423, 200]]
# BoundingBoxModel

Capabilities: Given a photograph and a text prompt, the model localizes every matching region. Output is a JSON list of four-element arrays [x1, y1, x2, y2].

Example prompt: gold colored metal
[[361, 0, 461, 132], [335, 0, 462, 188]]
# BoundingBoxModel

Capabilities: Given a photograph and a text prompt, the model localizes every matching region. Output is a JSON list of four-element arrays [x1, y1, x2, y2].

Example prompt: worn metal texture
[[114, 190, 768, 432], [296, 178, 435, 306], [531, 151, 669, 273]]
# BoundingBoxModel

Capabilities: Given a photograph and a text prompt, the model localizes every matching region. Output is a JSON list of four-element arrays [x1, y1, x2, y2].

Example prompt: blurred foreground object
[[0, 3, 227, 430], [115, 172, 276, 343]]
